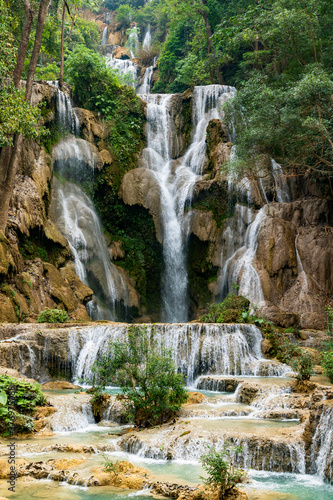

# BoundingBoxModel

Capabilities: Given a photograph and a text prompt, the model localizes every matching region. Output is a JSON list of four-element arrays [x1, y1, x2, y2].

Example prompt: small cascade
[[294, 232, 313, 313], [67, 323, 288, 384], [127, 26, 139, 58], [142, 25, 151, 51], [140, 85, 235, 322], [218, 206, 266, 305], [121, 432, 305, 473], [106, 54, 138, 87], [137, 64, 154, 94], [310, 405, 333, 481], [48, 80, 79, 135], [48, 395, 96, 432], [101, 26, 108, 45], [271, 159, 291, 202]]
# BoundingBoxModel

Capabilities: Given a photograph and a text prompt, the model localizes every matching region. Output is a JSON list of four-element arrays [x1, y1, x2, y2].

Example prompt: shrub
[[91, 325, 188, 427], [200, 444, 246, 498], [202, 294, 250, 323], [291, 350, 314, 381], [0, 375, 47, 436], [37, 307, 69, 323], [322, 350, 333, 383]]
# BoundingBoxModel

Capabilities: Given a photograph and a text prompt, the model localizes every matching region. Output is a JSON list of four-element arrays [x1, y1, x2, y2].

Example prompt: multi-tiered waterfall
[[49, 88, 134, 320], [139, 86, 235, 322]]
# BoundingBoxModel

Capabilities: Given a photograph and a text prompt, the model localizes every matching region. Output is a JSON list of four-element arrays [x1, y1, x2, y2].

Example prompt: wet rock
[[112, 46, 131, 59], [184, 392, 206, 405], [41, 381, 82, 390], [196, 376, 241, 393], [0, 458, 29, 479]]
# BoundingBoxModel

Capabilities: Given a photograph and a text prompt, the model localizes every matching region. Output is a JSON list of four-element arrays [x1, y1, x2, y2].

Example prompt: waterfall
[[67, 323, 288, 384], [294, 232, 313, 313], [101, 26, 108, 45], [106, 53, 138, 88], [127, 26, 139, 58], [217, 205, 266, 305], [140, 85, 235, 322], [48, 80, 79, 135], [310, 405, 333, 481], [137, 65, 154, 94], [51, 137, 132, 320], [271, 159, 291, 202], [142, 25, 151, 51], [49, 396, 96, 432]]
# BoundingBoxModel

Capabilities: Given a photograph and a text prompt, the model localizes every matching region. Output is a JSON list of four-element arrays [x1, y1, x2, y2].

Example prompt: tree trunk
[[13, 0, 34, 88], [0, 0, 52, 232], [26, 0, 50, 101], [59, 2, 66, 88]]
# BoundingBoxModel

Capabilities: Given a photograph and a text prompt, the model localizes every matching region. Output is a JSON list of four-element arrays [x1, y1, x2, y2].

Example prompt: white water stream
[[139, 85, 235, 321]]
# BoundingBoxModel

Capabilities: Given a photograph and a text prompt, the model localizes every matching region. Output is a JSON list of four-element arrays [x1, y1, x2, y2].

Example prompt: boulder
[[112, 46, 131, 59], [43, 262, 78, 311]]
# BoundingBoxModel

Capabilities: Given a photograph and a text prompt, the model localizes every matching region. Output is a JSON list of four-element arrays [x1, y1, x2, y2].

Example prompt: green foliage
[[117, 5, 136, 29], [326, 305, 333, 344], [0, 375, 47, 436], [322, 350, 333, 383], [200, 444, 245, 497], [103, 455, 121, 474], [34, 62, 59, 81], [91, 179, 162, 313], [217, 0, 333, 181], [65, 46, 144, 167], [290, 350, 314, 381], [202, 294, 250, 323], [91, 325, 188, 427], [37, 307, 69, 324], [266, 330, 300, 364]]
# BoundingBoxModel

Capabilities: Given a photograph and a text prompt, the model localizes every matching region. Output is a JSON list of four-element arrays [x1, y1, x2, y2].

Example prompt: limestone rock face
[[73, 108, 108, 149], [120, 167, 163, 241], [112, 46, 131, 59]]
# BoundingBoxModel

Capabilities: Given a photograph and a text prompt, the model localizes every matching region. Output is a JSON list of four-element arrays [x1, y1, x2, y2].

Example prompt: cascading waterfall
[[127, 26, 139, 58], [217, 205, 266, 305], [48, 84, 134, 320], [106, 53, 138, 87], [48, 80, 79, 135], [142, 25, 151, 51], [310, 405, 333, 481], [294, 232, 313, 313], [271, 159, 291, 203], [101, 26, 108, 45], [140, 85, 235, 322], [67, 323, 288, 384], [137, 62, 155, 94], [51, 138, 131, 320]]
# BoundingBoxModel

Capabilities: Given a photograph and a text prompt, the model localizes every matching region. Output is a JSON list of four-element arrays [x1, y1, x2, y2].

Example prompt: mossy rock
[[220, 294, 250, 312], [217, 309, 243, 323]]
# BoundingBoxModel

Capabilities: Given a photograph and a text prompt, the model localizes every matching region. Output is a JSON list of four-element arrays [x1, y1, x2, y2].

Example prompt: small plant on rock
[[291, 350, 314, 380], [200, 444, 246, 499], [322, 350, 333, 383], [37, 307, 69, 323]]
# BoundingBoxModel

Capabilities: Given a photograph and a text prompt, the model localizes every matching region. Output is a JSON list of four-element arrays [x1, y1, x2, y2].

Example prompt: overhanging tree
[[0, 0, 52, 232]]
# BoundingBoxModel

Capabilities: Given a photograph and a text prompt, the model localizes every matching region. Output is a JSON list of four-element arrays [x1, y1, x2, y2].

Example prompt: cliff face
[[0, 80, 331, 327], [0, 83, 94, 323]]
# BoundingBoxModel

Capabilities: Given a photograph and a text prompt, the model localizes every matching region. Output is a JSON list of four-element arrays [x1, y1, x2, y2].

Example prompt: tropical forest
[[0, 0, 333, 499]]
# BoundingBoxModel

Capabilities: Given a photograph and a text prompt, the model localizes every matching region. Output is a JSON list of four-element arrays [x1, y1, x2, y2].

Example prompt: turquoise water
[[246, 470, 333, 500]]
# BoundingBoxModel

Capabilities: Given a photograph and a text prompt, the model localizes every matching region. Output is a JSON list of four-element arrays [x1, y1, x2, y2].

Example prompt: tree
[[0, 0, 52, 232], [216, 0, 333, 182], [91, 325, 188, 427], [200, 444, 246, 499]]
